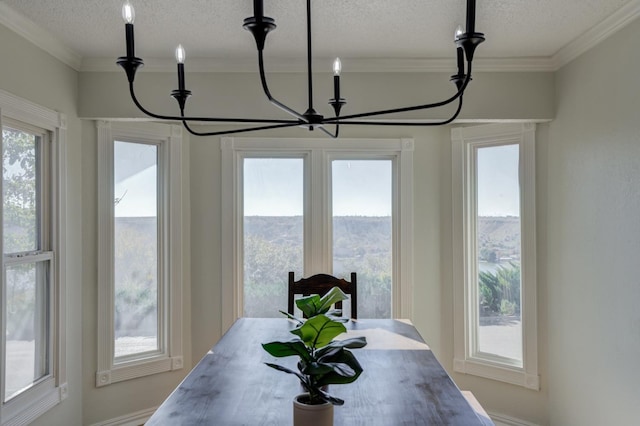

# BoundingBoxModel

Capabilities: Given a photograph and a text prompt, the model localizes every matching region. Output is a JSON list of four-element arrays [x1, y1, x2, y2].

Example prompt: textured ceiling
[[0, 0, 634, 66]]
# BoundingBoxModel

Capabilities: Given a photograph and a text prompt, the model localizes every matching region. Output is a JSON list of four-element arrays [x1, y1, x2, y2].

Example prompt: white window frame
[[0, 89, 68, 426], [221, 137, 414, 331], [452, 123, 539, 390], [96, 121, 183, 387]]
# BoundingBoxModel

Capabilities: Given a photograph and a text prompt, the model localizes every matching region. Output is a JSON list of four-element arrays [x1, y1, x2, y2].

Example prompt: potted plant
[[262, 287, 367, 426]]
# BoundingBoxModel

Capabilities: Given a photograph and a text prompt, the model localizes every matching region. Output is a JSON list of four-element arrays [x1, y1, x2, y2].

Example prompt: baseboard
[[489, 411, 542, 426], [89, 406, 158, 426]]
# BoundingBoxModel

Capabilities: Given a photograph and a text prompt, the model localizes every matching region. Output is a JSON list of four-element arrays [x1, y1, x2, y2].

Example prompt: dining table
[[146, 318, 492, 425]]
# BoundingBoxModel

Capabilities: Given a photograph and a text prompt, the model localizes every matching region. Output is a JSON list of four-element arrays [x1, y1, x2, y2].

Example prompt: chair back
[[288, 272, 357, 319]]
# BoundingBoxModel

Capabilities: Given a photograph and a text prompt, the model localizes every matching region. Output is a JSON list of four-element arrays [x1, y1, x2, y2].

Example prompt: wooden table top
[[146, 318, 487, 425]]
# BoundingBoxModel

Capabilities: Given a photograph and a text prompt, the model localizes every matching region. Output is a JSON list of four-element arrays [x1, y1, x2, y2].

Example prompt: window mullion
[[520, 126, 538, 386], [34, 260, 47, 380], [469, 145, 480, 358], [307, 148, 326, 275], [157, 140, 166, 357]]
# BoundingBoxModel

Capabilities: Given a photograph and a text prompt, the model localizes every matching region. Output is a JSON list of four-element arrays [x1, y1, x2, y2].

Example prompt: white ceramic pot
[[293, 393, 334, 426]]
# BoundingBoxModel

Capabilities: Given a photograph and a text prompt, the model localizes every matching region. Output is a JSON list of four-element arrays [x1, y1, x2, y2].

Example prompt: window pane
[[476, 144, 522, 362], [332, 160, 392, 318], [3, 261, 49, 402], [113, 141, 159, 358], [243, 158, 303, 317], [2, 127, 39, 254]]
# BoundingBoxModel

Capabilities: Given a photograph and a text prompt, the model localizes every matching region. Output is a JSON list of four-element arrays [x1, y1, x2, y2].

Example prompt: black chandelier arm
[[318, 122, 340, 139], [257, 50, 308, 122], [323, 62, 473, 124], [126, 81, 297, 125], [180, 118, 303, 137], [328, 96, 464, 127]]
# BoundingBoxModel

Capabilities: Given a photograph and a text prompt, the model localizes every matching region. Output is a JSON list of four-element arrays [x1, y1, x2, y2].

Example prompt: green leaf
[[303, 387, 346, 406], [317, 387, 345, 406], [317, 361, 355, 378], [264, 362, 306, 383], [316, 346, 342, 360], [290, 314, 346, 349], [316, 337, 367, 358], [316, 349, 364, 387], [295, 294, 322, 318], [294, 287, 349, 318], [316, 287, 349, 314], [300, 361, 335, 376], [262, 339, 310, 362]]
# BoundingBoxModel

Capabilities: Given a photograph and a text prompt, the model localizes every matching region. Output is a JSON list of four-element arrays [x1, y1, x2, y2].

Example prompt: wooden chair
[[288, 272, 357, 319]]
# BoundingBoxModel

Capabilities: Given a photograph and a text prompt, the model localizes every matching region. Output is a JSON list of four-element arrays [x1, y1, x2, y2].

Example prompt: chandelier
[[117, 0, 484, 137]]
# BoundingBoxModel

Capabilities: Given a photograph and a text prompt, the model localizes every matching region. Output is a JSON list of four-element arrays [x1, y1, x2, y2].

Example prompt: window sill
[[96, 356, 183, 387], [2, 381, 67, 426], [454, 357, 539, 390]]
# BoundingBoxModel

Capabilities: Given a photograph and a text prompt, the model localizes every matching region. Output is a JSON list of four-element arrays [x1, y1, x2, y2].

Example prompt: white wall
[[546, 18, 640, 426], [0, 24, 83, 426], [78, 70, 555, 122]]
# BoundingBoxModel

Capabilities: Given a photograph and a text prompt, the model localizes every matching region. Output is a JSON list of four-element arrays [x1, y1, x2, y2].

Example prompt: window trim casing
[[221, 137, 414, 331], [452, 123, 539, 390], [0, 89, 68, 426], [96, 121, 184, 387]]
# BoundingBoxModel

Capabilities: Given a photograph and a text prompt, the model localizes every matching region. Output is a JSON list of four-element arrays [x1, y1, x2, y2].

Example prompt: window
[[331, 160, 393, 318], [97, 122, 184, 386], [452, 123, 539, 390], [221, 137, 413, 329], [0, 90, 67, 425], [243, 158, 304, 317]]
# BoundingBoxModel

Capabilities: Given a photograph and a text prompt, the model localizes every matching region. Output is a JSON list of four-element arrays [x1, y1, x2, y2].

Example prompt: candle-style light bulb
[[122, 1, 136, 59], [455, 25, 464, 40], [175, 44, 186, 64], [333, 57, 342, 76], [175, 45, 186, 92], [332, 57, 342, 112], [122, 1, 135, 24]]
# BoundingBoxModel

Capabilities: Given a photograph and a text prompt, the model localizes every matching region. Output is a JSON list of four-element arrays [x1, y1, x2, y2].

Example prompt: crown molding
[[80, 56, 557, 73], [551, 0, 640, 69], [2, 1, 639, 74], [0, 3, 82, 71]]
